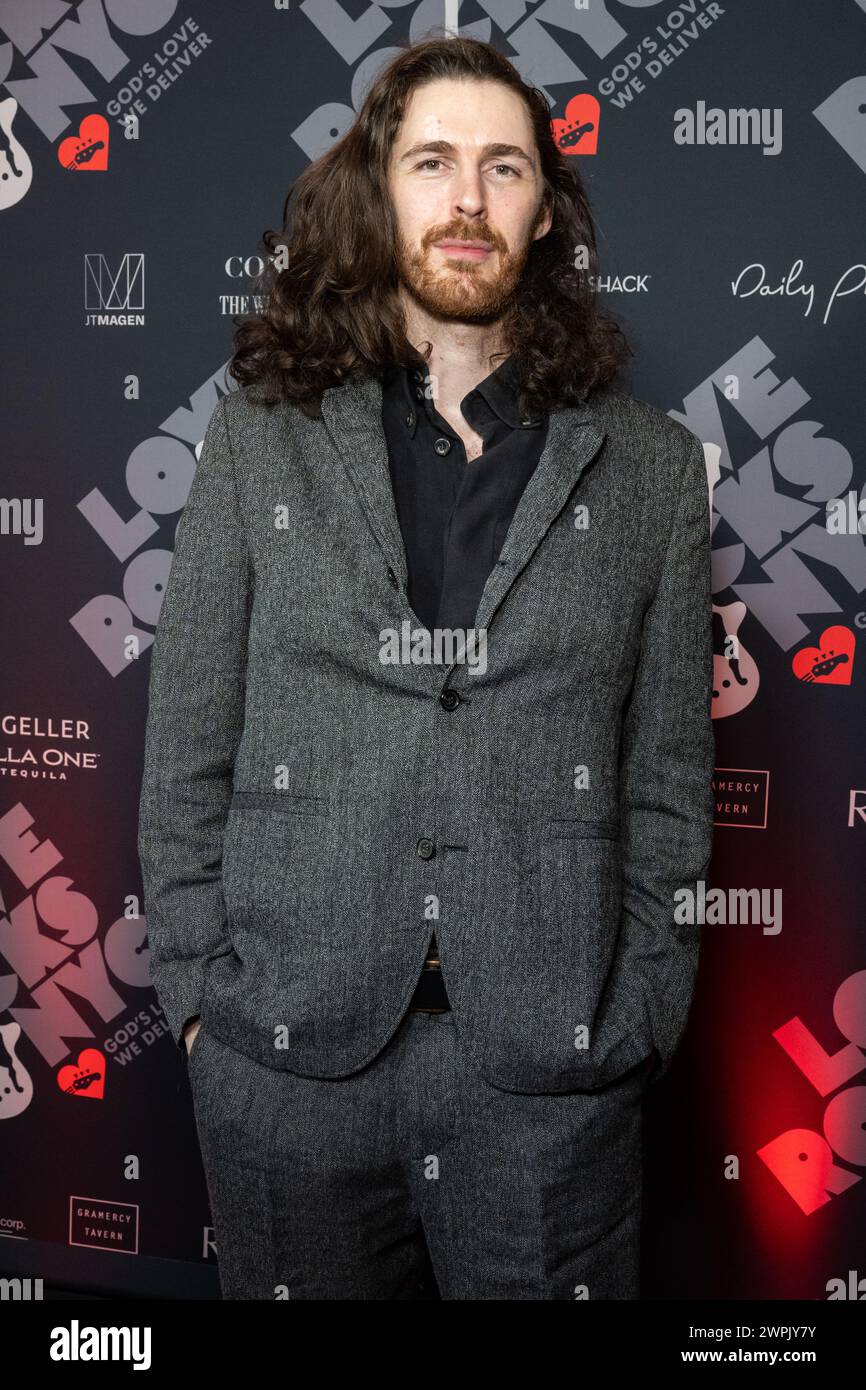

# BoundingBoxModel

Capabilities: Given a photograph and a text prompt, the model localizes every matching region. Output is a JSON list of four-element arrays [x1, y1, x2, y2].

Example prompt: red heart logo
[[58, 114, 110, 171], [791, 625, 855, 685], [550, 94, 600, 156], [57, 1049, 105, 1100]]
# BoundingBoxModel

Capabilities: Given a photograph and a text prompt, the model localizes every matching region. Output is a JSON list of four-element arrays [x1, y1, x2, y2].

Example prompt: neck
[[399, 288, 510, 418]]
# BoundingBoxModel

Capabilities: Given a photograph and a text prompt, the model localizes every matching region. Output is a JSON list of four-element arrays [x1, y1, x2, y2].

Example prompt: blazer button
[[416, 837, 435, 860], [439, 689, 460, 711], [386, 567, 398, 588], [434, 437, 452, 456]]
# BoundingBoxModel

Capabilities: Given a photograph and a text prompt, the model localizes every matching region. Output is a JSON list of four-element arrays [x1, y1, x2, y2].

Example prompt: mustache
[[424, 226, 503, 250]]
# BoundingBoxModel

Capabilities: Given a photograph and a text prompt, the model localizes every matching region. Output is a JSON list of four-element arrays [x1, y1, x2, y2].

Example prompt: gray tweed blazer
[[137, 373, 715, 1093]]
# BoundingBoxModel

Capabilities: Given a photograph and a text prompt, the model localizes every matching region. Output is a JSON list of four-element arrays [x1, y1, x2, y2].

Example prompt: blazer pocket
[[220, 795, 337, 947], [523, 826, 624, 1022], [230, 789, 330, 815], [475, 827, 630, 1091], [543, 817, 620, 841]]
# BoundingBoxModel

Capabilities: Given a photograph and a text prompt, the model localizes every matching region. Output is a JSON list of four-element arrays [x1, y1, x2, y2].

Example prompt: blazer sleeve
[[612, 429, 715, 1082], [137, 393, 252, 1049]]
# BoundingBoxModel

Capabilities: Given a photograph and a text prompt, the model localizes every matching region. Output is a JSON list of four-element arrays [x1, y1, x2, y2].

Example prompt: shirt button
[[386, 567, 398, 589], [406, 411, 415, 428], [439, 689, 460, 711], [434, 437, 451, 456], [416, 837, 435, 860]]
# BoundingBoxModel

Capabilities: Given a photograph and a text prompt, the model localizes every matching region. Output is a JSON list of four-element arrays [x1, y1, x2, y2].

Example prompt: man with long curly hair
[[139, 33, 714, 1300]]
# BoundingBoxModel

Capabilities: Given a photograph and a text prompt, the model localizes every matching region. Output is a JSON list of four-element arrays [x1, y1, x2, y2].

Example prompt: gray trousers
[[186, 1009, 646, 1299]]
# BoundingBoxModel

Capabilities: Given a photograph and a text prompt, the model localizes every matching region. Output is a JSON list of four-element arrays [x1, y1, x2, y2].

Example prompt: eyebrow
[[397, 139, 536, 169]]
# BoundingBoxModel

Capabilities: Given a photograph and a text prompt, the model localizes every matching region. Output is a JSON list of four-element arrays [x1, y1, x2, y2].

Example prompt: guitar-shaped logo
[[0, 97, 34, 211], [550, 95, 600, 156], [0, 1022, 34, 1119], [791, 625, 855, 685], [57, 114, 110, 172], [712, 601, 759, 718], [57, 1048, 106, 1100]]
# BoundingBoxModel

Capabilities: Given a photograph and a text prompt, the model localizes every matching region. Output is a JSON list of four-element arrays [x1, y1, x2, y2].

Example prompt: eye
[[412, 159, 520, 177]]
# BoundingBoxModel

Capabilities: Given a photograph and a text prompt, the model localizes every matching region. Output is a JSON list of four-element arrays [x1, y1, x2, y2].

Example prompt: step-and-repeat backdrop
[[1, 0, 864, 1301]]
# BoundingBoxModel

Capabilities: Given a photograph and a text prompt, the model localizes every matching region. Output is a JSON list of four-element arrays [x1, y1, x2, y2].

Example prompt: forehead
[[393, 77, 535, 150]]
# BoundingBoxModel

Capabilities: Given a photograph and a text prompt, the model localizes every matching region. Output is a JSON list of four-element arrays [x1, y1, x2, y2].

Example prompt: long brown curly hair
[[228, 33, 632, 419]]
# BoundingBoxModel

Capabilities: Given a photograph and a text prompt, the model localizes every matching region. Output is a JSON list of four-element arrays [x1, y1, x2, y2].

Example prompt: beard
[[394, 214, 540, 323]]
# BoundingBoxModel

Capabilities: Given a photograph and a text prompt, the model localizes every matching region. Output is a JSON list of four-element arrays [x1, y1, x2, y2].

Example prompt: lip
[[434, 240, 493, 260]]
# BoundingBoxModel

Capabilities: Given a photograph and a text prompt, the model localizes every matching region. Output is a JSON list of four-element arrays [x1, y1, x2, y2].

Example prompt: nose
[[453, 167, 486, 221]]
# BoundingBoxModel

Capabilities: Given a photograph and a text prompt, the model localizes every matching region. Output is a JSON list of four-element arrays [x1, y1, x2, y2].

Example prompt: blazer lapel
[[473, 404, 606, 634], [321, 374, 412, 589], [320, 373, 607, 640]]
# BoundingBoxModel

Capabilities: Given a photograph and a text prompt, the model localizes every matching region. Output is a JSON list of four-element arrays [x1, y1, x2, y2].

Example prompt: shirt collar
[[383, 355, 543, 439]]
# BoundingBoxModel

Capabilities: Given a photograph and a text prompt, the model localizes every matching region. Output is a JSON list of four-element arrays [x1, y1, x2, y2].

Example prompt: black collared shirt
[[382, 355, 549, 988], [381, 355, 549, 633]]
